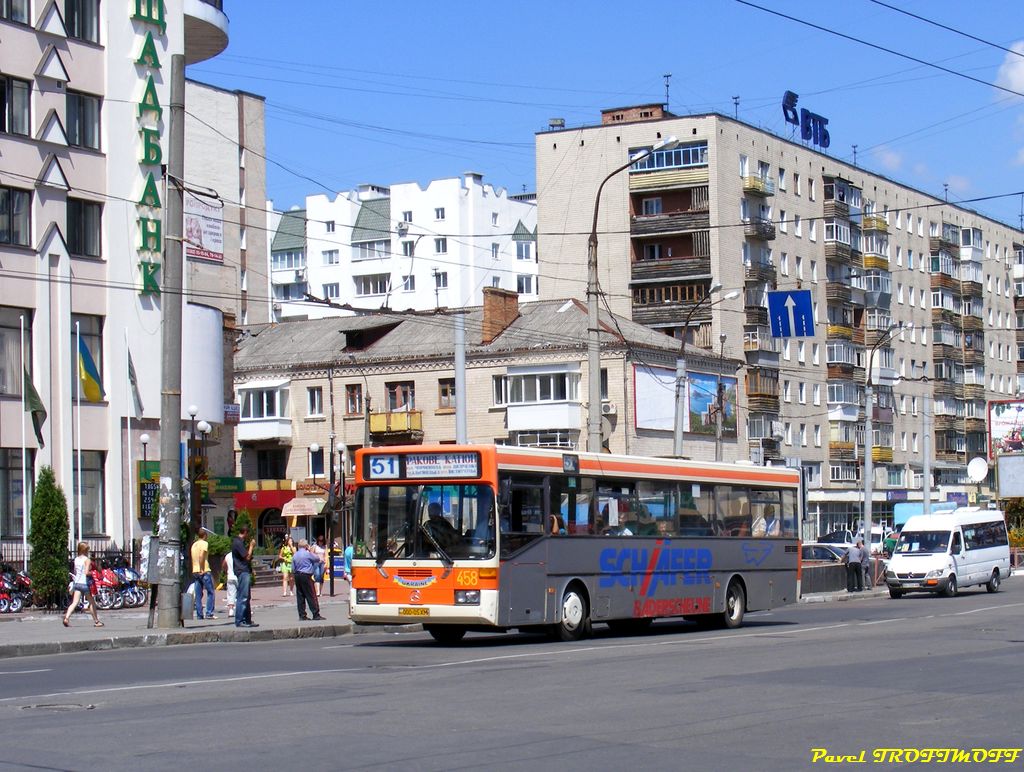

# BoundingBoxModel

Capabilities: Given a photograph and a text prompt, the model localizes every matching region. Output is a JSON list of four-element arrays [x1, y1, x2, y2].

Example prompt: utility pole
[[455, 311, 467, 443], [715, 333, 726, 462], [157, 54, 185, 629]]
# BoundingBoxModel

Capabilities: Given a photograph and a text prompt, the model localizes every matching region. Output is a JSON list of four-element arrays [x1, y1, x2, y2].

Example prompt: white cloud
[[945, 175, 971, 195], [996, 42, 1024, 97], [873, 145, 902, 172], [1014, 147, 1024, 166]]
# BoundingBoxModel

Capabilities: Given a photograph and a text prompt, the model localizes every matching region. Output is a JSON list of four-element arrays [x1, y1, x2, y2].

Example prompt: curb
[[800, 589, 889, 603], [0, 622, 353, 660]]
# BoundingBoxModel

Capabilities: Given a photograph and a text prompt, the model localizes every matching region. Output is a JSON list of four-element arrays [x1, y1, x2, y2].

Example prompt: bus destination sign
[[405, 452, 480, 479]]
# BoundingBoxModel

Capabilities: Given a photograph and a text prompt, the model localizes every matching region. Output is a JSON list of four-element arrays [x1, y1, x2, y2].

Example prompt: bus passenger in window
[[765, 506, 779, 536], [752, 509, 767, 537], [549, 514, 566, 536]]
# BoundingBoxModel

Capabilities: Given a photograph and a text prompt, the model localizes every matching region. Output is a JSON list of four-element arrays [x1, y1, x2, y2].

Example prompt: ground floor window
[[72, 449, 105, 537], [0, 448, 32, 537]]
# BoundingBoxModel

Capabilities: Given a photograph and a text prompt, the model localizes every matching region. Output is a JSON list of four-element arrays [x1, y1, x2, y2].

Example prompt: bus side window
[[950, 531, 962, 554]]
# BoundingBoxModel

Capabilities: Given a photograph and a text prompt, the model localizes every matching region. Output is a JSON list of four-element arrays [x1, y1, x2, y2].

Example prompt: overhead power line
[[866, 0, 1024, 60]]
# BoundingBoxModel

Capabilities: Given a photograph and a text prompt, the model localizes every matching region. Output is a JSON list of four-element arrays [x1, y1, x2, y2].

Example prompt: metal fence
[[0, 539, 138, 572]]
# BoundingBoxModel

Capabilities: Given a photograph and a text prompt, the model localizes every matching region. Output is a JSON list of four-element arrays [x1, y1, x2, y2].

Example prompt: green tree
[[1004, 498, 1024, 531], [28, 467, 70, 608], [230, 509, 254, 538]]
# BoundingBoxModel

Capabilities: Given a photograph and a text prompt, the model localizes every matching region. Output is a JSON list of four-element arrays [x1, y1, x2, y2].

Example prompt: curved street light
[[586, 135, 678, 452], [672, 286, 741, 457]]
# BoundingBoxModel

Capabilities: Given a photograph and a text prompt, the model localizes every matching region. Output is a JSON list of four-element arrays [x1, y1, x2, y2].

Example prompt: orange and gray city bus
[[350, 444, 802, 642]]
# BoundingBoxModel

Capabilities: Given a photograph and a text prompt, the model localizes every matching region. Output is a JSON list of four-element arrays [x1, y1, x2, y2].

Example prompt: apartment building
[[536, 104, 1024, 536], [268, 174, 538, 321], [0, 1, 261, 552]]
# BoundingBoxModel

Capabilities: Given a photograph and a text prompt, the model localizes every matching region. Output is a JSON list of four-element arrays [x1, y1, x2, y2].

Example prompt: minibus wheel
[[943, 574, 958, 597], [888, 587, 903, 599], [425, 625, 466, 644], [986, 569, 1001, 593]]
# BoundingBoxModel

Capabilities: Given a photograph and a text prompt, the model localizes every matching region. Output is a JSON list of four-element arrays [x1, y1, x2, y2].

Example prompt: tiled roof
[[270, 209, 306, 252], [351, 198, 391, 243], [511, 219, 536, 241]]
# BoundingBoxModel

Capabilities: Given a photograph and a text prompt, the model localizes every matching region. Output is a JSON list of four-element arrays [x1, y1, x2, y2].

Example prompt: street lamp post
[[864, 322, 909, 574], [673, 286, 741, 456], [587, 135, 677, 453], [715, 333, 728, 462], [327, 433, 336, 597], [334, 443, 346, 598], [187, 405, 198, 535]]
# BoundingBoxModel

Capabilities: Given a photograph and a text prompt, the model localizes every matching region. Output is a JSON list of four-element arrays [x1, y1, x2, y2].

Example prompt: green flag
[[23, 368, 47, 448]]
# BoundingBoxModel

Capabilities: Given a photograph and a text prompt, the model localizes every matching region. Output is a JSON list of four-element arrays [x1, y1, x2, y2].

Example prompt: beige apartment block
[[536, 104, 1024, 537]]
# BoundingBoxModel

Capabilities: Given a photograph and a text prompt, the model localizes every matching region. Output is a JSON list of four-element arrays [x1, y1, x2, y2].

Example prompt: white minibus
[[885, 508, 1010, 599]]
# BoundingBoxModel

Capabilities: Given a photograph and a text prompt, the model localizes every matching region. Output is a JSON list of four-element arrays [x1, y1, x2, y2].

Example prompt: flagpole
[[125, 329, 135, 556], [19, 316, 26, 569], [75, 321, 83, 545]]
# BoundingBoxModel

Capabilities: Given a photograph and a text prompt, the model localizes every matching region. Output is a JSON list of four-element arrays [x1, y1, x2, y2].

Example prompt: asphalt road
[[1, 583, 1022, 771]]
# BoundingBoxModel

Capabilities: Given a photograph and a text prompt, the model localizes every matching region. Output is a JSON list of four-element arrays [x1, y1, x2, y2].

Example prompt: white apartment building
[[269, 173, 537, 320], [536, 104, 1024, 537], [0, 1, 263, 554]]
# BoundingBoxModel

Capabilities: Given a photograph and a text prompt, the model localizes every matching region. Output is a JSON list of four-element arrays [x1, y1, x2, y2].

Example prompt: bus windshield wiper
[[420, 522, 453, 568]]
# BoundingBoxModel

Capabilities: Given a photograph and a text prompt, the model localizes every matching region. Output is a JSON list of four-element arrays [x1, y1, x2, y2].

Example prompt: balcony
[[861, 252, 889, 271], [631, 210, 710, 237], [929, 234, 958, 254], [827, 363, 855, 380], [823, 199, 849, 220], [861, 214, 888, 233], [744, 259, 776, 284], [961, 315, 984, 333], [184, 0, 229, 65], [934, 414, 957, 431], [930, 273, 960, 293], [931, 307, 960, 328], [963, 383, 985, 400], [824, 241, 852, 264], [826, 323, 853, 340], [829, 441, 857, 461], [872, 446, 894, 463], [742, 176, 776, 197], [743, 217, 776, 240], [631, 255, 711, 284], [369, 410, 425, 444], [826, 283, 851, 304], [237, 418, 292, 444], [745, 305, 768, 327], [747, 394, 780, 413]]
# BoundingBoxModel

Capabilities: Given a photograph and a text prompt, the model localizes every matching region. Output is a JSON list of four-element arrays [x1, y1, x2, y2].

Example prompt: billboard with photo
[[184, 192, 224, 263], [633, 364, 736, 435], [988, 399, 1024, 457]]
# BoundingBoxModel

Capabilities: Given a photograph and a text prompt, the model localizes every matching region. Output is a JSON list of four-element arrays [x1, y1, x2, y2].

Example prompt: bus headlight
[[455, 590, 481, 605], [924, 569, 943, 580], [356, 589, 377, 604]]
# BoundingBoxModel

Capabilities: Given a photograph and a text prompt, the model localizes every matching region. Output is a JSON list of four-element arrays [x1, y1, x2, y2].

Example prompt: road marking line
[[951, 602, 1024, 616], [858, 619, 903, 626], [0, 669, 51, 675]]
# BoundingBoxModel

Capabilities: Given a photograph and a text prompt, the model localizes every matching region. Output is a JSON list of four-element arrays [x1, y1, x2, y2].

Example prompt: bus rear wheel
[[553, 586, 591, 642], [719, 581, 745, 629], [424, 625, 466, 644]]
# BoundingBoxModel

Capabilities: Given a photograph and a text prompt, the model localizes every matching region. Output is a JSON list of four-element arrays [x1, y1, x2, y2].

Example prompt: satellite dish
[[967, 456, 989, 483]]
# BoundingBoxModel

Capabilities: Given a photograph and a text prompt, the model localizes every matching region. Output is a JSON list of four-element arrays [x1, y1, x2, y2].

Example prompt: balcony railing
[[369, 410, 424, 435], [743, 217, 776, 240], [861, 214, 888, 233], [742, 176, 776, 196]]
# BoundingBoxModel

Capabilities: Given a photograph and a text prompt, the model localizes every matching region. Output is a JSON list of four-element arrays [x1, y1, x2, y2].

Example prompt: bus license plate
[[399, 607, 429, 617]]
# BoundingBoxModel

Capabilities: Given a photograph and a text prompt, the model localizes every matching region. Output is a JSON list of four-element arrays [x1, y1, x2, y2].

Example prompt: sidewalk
[[0, 579, 355, 659]]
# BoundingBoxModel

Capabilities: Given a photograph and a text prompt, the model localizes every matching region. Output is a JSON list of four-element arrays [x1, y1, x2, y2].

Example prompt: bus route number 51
[[369, 455, 400, 479]]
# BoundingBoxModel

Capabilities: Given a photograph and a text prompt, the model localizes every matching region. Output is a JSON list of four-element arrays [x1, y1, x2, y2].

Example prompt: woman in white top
[[223, 550, 237, 616], [63, 541, 102, 627]]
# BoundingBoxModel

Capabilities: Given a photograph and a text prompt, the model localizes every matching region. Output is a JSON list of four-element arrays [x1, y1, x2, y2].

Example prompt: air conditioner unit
[[601, 402, 617, 416], [294, 268, 306, 281], [272, 303, 282, 312]]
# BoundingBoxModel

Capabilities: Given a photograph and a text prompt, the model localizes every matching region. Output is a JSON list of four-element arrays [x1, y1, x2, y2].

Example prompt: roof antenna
[[663, 73, 672, 107], [732, 96, 740, 119], [852, 144, 858, 166], [943, 183, 949, 202]]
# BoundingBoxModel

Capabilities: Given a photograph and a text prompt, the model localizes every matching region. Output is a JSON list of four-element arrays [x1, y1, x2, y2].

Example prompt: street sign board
[[768, 290, 815, 338]]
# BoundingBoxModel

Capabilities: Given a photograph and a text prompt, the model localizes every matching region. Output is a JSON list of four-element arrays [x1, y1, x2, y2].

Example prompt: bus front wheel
[[425, 625, 466, 644], [719, 581, 745, 629], [553, 586, 591, 642]]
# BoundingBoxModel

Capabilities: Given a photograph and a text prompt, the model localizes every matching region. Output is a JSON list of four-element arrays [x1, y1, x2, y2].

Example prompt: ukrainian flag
[[78, 337, 105, 403]]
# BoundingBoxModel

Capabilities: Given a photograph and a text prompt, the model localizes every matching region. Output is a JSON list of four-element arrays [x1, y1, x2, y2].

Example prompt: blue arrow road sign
[[767, 290, 815, 338]]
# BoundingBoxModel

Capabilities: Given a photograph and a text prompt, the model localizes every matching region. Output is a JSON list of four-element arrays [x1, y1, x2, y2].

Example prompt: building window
[[65, 0, 100, 42], [322, 282, 340, 300], [517, 274, 536, 294], [345, 384, 362, 415], [630, 141, 708, 172], [71, 313, 102, 397], [273, 282, 308, 301], [434, 207, 445, 221], [434, 271, 448, 289], [67, 90, 101, 150], [439, 378, 455, 409], [0, 74, 30, 136], [516, 241, 533, 261], [256, 449, 287, 479], [493, 370, 580, 406], [271, 250, 306, 270], [307, 386, 323, 417], [67, 198, 102, 257], [322, 249, 339, 265], [643, 243, 662, 261], [353, 240, 389, 260], [434, 238, 447, 254], [641, 198, 662, 216], [402, 210, 413, 223], [309, 446, 324, 477], [0, 0, 30, 22], [0, 449, 33, 537], [386, 381, 415, 411], [402, 240, 414, 257], [353, 273, 389, 296], [794, 215, 802, 237], [325, 220, 335, 233], [0, 185, 31, 246], [402, 275, 415, 291], [0, 307, 31, 396], [73, 450, 105, 535], [240, 387, 287, 420], [777, 168, 786, 191], [491, 212, 499, 226], [491, 243, 499, 260]]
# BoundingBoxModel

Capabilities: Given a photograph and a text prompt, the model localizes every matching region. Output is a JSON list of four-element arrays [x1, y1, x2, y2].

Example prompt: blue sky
[[188, 1, 1024, 229]]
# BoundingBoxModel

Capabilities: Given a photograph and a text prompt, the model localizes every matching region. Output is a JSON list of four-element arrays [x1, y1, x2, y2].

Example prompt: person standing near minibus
[[232, 525, 258, 627]]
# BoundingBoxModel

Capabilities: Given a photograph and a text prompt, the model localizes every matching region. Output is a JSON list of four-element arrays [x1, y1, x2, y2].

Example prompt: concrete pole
[[715, 333, 726, 462], [922, 392, 932, 515], [586, 233, 603, 453], [455, 311, 467, 444], [156, 54, 185, 629]]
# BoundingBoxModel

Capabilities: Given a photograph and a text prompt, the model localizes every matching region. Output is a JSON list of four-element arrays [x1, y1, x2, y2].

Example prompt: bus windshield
[[354, 483, 496, 562], [895, 530, 950, 555]]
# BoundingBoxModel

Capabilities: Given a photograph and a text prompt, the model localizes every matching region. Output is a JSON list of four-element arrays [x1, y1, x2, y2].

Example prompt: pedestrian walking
[[191, 528, 216, 619], [278, 535, 295, 597], [312, 535, 327, 597], [223, 549, 237, 618], [845, 540, 865, 593], [292, 539, 325, 620], [63, 542, 103, 628], [343, 542, 354, 583], [233, 524, 258, 628]]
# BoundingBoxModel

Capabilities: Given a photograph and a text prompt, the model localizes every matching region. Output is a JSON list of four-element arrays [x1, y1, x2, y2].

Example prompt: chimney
[[481, 287, 519, 344]]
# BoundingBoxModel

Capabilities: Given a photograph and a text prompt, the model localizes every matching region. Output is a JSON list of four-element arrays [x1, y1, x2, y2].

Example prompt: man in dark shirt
[[292, 539, 325, 621], [845, 540, 865, 593], [232, 525, 258, 627]]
